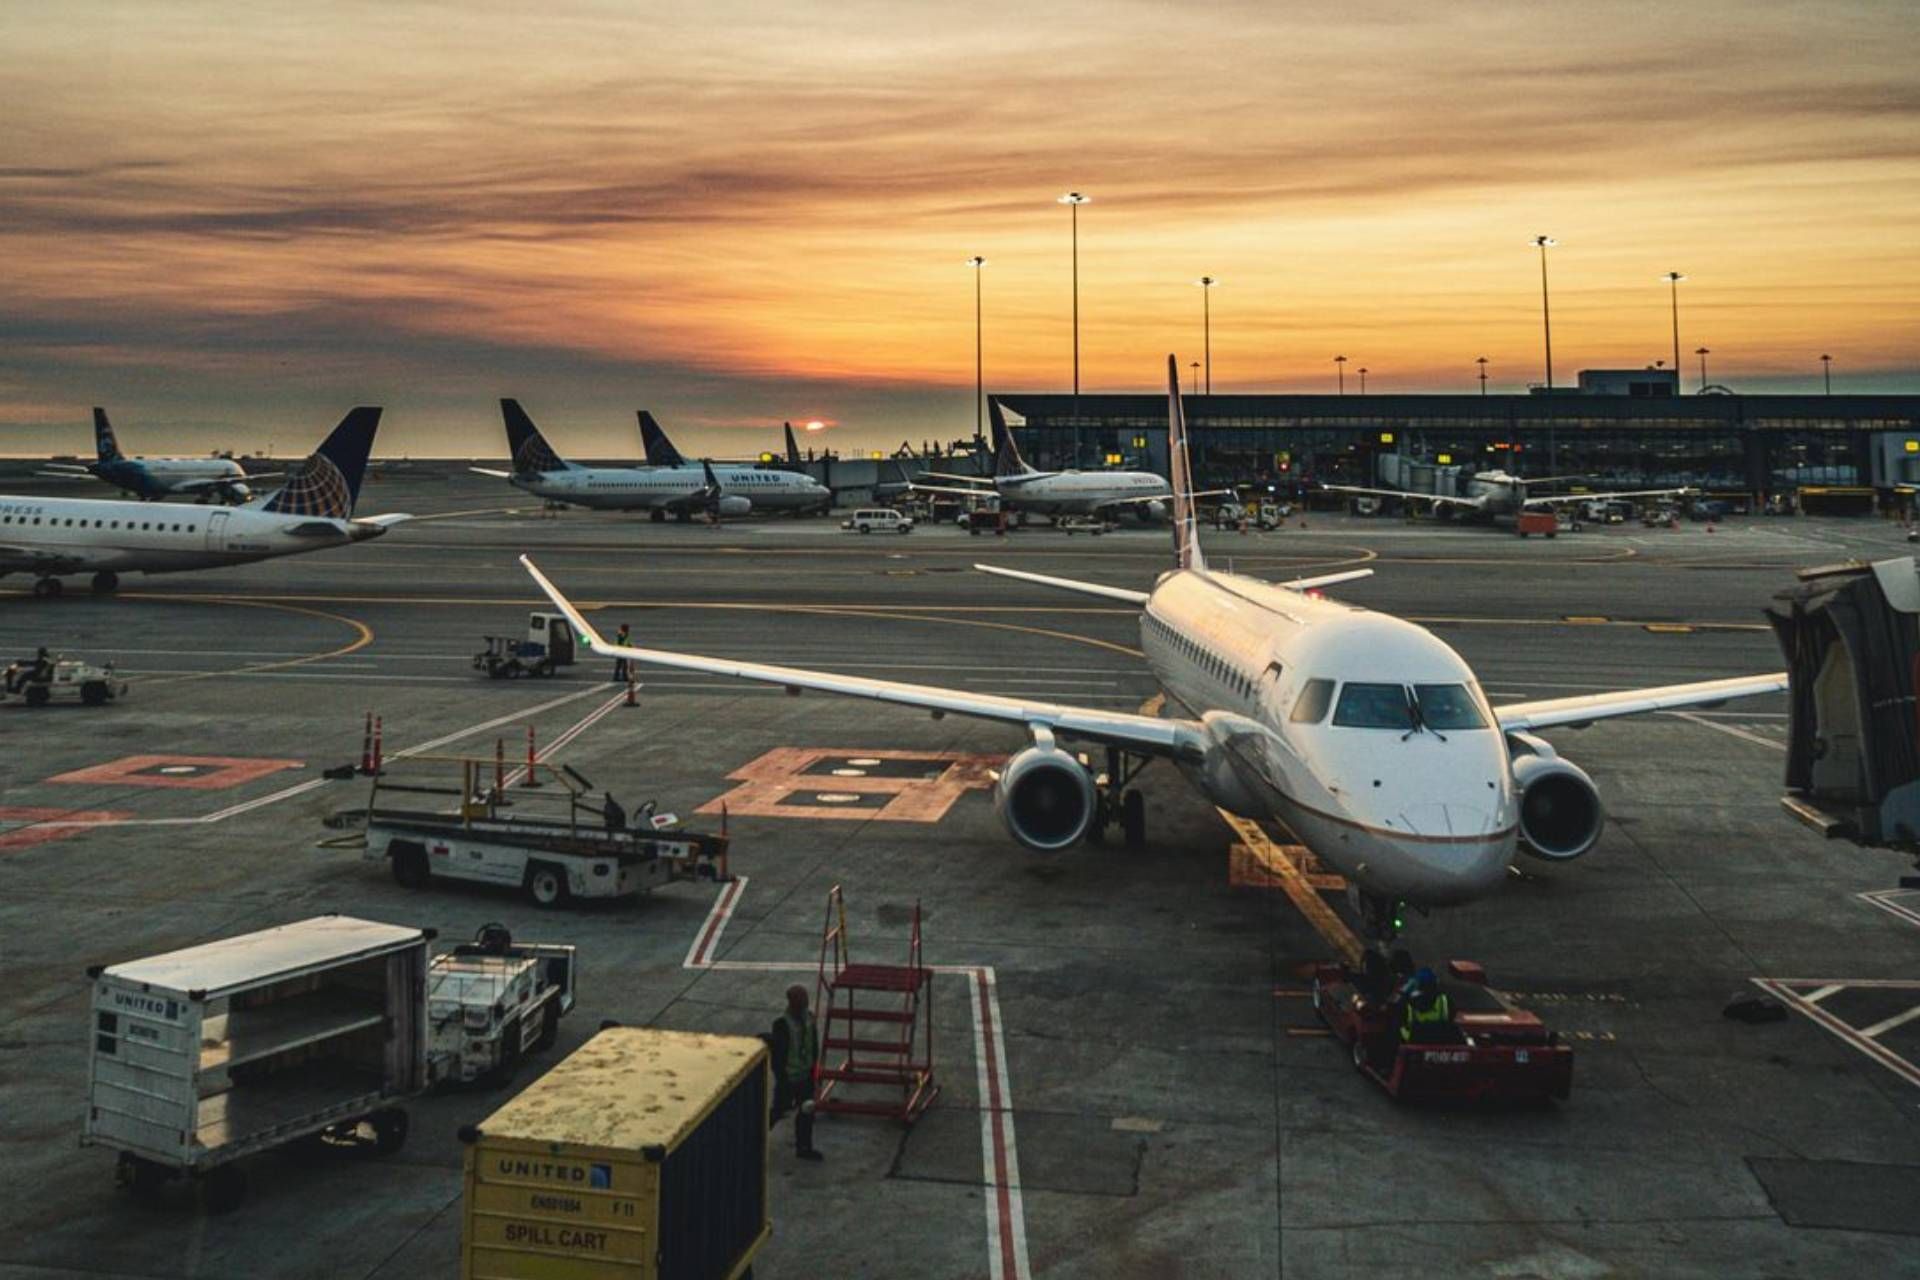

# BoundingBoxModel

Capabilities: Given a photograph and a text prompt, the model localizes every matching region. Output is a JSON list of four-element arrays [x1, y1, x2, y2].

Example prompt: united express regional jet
[[522, 359, 1784, 949], [3, 408, 405, 597]]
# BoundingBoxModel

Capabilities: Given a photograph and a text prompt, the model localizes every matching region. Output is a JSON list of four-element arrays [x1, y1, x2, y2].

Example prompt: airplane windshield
[[1332, 683, 1414, 729], [1412, 684, 1488, 730]]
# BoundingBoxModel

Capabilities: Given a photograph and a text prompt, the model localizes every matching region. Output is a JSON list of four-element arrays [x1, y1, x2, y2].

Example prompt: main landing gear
[[33, 577, 63, 598], [1088, 746, 1151, 848]]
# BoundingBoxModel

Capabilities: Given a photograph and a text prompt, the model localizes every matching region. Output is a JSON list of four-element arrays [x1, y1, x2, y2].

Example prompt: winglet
[[521, 556, 606, 651], [638, 411, 687, 467]]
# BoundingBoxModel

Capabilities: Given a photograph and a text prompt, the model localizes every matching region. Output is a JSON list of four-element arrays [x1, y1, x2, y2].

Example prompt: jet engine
[[1507, 732, 1604, 861], [716, 495, 752, 517], [994, 744, 1097, 851], [219, 482, 253, 505]]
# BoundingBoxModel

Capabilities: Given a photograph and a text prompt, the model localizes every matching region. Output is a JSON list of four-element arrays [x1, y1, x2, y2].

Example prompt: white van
[[843, 508, 914, 534]]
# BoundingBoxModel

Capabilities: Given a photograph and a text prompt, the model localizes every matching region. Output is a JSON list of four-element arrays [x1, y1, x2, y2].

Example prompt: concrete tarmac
[[1, 473, 1916, 1279]]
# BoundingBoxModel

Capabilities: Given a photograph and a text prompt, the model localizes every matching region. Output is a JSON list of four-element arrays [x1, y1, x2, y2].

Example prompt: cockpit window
[[1289, 678, 1336, 723], [1331, 682, 1414, 729], [1413, 684, 1488, 730]]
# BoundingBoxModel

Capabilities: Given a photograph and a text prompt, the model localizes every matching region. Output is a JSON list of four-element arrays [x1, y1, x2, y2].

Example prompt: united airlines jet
[[912, 401, 1172, 521], [523, 358, 1785, 954], [37, 409, 276, 503], [2, 408, 404, 597]]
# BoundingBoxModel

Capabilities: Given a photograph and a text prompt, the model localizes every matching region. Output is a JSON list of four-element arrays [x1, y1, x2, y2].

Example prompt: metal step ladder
[[812, 884, 937, 1122]]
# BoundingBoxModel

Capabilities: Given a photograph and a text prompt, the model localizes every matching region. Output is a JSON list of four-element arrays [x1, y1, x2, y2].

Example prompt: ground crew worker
[[768, 984, 824, 1161], [611, 624, 631, 683], [1398, 967, 1452, 1043]]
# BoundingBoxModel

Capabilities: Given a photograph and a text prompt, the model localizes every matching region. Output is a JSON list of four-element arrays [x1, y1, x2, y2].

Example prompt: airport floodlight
[[1663, 273, 1687, 379], [1059, 193, 1091, 452], [966, 256, 986, 268], [967, 259, 987, 441], [1058, 192, 1091, 206], [1195, 277, 1218, 393], [1661, 271, 1686, 284], [1531, 235, 1557, 248], [1334, 355, 1348, 396]]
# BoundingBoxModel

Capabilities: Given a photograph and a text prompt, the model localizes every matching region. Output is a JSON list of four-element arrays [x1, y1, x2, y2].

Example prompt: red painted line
[[0, 806, 134, 851], [692, 879, 743, 968], [976, 972, 1018, 1280]]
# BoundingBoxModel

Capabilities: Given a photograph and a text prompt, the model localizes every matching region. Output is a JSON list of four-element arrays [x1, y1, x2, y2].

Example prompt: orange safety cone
[[625, 678, 638, 707], [1706, 522, 1716, 534], [494, 737, 506, 794], [371, 716, 384, 775], [523, 726, 542, 787], [358, 712, 373, 775]]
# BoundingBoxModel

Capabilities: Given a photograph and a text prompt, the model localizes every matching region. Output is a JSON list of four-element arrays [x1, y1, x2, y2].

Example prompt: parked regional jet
[[473, 402, 828, 521], [523, 358, 1786, 952], [37, 409, 277, 503], [638, 411, 831, 515], [1324, 469, 1690, 520], [911, 402, 1172, 521], [3, 408, 404, 597]]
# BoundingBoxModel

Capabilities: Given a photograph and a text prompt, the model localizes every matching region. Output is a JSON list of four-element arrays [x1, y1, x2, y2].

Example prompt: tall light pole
[[1189, 360, 1201, 396], [1820, 353, 1833, 394], [1358, 366, 1369, 396], [1476, 355, 1489, 396], [1058, 191, 1090, 464], [966, 256, 987, 446], [1195, 276, 1218, 393], [1532, 235, 1558, 474], [1661, 271, 1686, 385], [1334, 354, 1347, 395], [1694, 346, 1709, 393]]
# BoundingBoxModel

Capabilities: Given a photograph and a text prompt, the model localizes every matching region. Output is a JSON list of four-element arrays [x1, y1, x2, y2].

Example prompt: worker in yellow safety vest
[[1399, 967, 1453, 1043], [768, 984, 824, 1161]]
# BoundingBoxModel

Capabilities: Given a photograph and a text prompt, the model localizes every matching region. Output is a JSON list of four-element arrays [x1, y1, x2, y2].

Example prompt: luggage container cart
[[82, 916, 431, 1212]]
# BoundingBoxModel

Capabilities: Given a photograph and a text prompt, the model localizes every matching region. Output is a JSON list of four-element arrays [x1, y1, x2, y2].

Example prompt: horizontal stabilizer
[[469, 466, 513, 478]]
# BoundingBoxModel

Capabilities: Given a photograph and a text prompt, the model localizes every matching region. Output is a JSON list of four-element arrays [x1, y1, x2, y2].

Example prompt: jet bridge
[[1767, 558, 1920, 862]]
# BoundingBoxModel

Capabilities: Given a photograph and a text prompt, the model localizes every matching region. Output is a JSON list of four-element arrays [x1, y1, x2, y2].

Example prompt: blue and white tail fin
[[784, 421, 802, 466], [261, 407, 380, 518], [1168, 356, 1205, 572], [501, 400, 571, 476], [989, 400, 1038, 478], [638, 411, 687, 467], [93, 408, 123, 463]]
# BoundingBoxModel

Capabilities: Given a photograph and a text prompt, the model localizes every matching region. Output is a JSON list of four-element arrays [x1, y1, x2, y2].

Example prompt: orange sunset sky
[[1, 1, 1916, 457]]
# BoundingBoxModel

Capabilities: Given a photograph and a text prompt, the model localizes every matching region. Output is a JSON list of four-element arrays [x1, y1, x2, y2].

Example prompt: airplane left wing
[[469, 466, 513, 478], [354, 513, 413, 528], [1494, 673, 1787, 732], [1321, 484, 1487, 511], [522, 557, 1206, 759], [909, 482, 1003, 499]]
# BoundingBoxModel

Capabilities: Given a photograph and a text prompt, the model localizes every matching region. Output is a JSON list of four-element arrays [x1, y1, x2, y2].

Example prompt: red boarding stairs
[[812, 884, 938, 1123]]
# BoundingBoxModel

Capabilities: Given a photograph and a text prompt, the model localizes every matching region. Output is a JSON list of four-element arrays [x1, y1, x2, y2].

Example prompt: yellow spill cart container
[[459, 1027, 770, 1280]]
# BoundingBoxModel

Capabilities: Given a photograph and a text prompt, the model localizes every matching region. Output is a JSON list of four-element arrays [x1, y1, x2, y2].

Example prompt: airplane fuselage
[[1139, 567, 1516, 905], [995, 469, 1170, 517], [95, 457, 249, 500], [0, 494, 384, 578], [513, 465, 828, 512]]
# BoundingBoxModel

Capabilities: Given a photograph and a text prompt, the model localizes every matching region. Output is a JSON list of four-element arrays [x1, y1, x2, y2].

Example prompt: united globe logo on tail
[[263, 451, 353, 517]]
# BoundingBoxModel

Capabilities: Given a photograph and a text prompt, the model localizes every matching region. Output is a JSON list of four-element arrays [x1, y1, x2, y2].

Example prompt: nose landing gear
[[91, 572, 119, 595]]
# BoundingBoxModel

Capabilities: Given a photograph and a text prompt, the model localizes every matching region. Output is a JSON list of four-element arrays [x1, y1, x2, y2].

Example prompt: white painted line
[[1858, 1003, 1920, 1040], [1860, 889, 1920, 931], [1753, 978, 1920, 1089], [1803, 983, 1845, 1005], [1666, 710, 1787, 751]]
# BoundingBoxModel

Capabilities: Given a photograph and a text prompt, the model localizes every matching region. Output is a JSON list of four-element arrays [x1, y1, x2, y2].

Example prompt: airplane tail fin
[[93, 408, 123, 462], [502, 400, 570, 475], [638, 411, 687, 467], [989, 400, 1035, 478], [1167, 356, 1205, 572], [262, 407, 381, 518], [784, 421, 801, 466]]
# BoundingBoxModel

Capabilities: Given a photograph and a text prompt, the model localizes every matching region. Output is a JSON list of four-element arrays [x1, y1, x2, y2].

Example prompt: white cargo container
[[83, 915, 431, 1211]]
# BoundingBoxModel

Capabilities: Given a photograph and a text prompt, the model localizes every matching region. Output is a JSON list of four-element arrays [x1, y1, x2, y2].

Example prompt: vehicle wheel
[[390, 842, 430, 889], [538, 660, 555, 678], [858, 525, 871, 534], [25, 685, 49, 707], [81, 681, 108, 705], [200, 1164, 247, 1214], [369, 1108, 409, 1155], [91, 571, 119, 594], [534, 1000, 560, 1052], [526, 863, 569, 907], [33, 577, 62, 598], [1121, 790, 1147, 847]]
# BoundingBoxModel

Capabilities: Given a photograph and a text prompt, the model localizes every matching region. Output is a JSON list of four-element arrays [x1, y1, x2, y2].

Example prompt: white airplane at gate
[[1325, 469, 1690, 520], [911, 401, 1173, 521], [522, 358, 1785, 946]]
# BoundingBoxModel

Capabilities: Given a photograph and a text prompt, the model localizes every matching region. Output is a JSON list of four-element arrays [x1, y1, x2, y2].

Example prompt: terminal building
[[995, 370, 1920, 512]]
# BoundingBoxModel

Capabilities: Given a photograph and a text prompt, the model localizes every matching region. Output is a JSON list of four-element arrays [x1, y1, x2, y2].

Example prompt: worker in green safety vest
[[1399, 967, 1453, 1043], [769, 984, 824, 1161]]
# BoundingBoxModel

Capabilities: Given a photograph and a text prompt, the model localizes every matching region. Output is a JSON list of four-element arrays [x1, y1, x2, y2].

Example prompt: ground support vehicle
[[963, 508, 1008, 535], [472, 612, 575, 680], [347, 754, 731, 907], [458, 1026, 771, 1280], [82, 916, 431, 1211], [1311, 959, 1573, 1104], [2, 653, 128, 706], [427, 925, 577, 1087], [842, 507, 913, 534], [1057, 515, 1114, 536], [1514, 511, 1559, 538]]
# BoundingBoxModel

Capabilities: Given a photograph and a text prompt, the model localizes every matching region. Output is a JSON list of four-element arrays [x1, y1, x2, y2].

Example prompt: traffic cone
[[358, 712, 373, 775], [371, 716, 384, 775], [523, 726, 542, 787], [625, 678, 638, 707]]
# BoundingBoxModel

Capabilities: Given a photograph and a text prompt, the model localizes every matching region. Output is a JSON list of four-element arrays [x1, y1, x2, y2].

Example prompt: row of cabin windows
[[2, 515, 198, 532], [1145, 612, 1260, 701], [585, 473, 791, 488]]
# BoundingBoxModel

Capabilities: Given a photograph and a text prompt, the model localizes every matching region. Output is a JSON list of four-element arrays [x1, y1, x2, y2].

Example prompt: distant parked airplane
[[1325, 470, 1690, 520], [637, 411, 830, 515], [3, 408, 404, 596], [912, 402, 1172, 521], [37, 409, 276, 503]]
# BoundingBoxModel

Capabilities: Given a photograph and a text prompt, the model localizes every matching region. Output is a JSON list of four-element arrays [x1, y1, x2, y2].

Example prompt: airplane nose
[[1397, 802, 1496, 839]]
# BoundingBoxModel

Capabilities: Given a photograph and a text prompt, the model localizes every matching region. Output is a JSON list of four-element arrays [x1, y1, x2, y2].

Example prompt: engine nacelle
[[716, 495, 752, 516], [994, 745, 1097, 852], [222, 482, 253, 504], [1508, 732, 1604, 861]]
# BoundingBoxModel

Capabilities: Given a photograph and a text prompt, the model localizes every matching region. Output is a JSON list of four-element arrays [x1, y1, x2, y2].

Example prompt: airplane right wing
[[974, 563, 1150, 604], [1320, 484, 1486, 511], [915, 471, 994, 485], [1494, 673, 1788, 732], [910, 482, 1004, 499], [1520, 487, 1694, 509], [522, 557, 1206, 760]]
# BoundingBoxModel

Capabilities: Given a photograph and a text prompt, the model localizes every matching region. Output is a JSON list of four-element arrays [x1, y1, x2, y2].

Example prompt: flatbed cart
[[338, 753, 730, 907], [3, 652, 127, 706], [1311, 959, 1573, 1104]]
